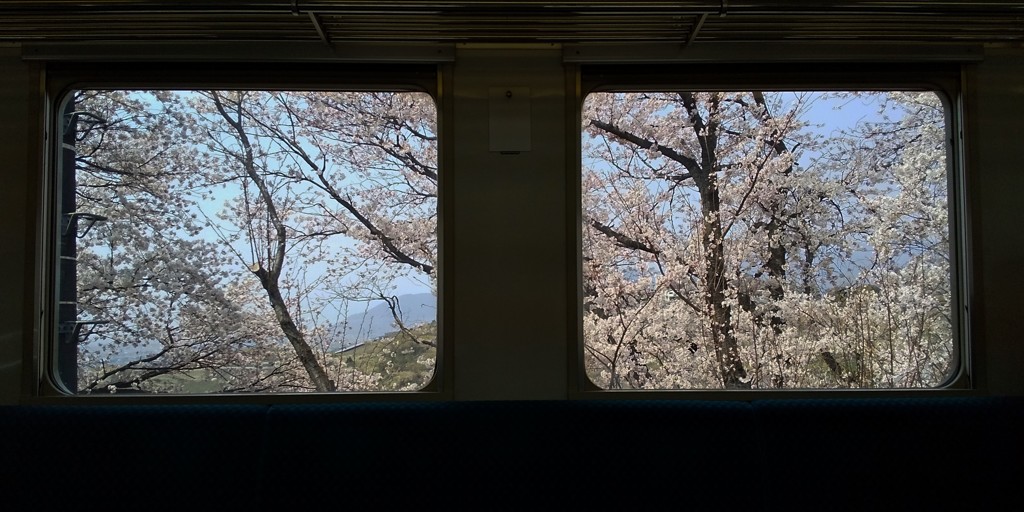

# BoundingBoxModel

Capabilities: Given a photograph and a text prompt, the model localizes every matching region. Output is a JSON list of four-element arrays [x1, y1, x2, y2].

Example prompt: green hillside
[[335, 322, 437, 391]]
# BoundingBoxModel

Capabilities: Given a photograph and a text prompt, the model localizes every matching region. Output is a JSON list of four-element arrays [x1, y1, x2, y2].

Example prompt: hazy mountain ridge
[[90, 293, 436, 365], [328, 292, 437, 352]]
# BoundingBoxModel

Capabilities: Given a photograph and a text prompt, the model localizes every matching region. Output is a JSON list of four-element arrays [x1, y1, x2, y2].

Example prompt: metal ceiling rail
[[1, 1, 1022, 44], [2, 1, 1024, 15]]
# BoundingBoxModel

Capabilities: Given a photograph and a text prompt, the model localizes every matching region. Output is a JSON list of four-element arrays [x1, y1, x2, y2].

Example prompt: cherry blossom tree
[[63, 88, 438, 393], [582, 90, 952, 389]]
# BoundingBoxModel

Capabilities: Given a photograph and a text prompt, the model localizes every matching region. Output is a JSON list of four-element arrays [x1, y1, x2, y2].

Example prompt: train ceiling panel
[[0, 1, 1022, 44]]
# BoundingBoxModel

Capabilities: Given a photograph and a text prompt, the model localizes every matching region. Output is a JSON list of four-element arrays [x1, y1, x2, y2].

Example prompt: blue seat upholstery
[[0, 404, 269, 508], [753, 397, 1024, 510], [2, 398, 1020, 510]]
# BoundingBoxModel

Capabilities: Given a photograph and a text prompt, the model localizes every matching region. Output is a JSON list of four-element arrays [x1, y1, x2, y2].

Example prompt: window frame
[[36, 62, 454, 401], [570, 63, 972, 397]]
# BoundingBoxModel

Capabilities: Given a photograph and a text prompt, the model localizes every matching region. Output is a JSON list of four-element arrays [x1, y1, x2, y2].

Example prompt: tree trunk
[[212, 92, 336, 392], [256, 269, 336, 392], [697, 172, 751, 389], [681, 91, 751, 389]]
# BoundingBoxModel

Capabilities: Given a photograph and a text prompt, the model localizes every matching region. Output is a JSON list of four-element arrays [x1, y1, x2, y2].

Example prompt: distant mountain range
[[89, 292, 437, 364], [327, 292, 437, 352]]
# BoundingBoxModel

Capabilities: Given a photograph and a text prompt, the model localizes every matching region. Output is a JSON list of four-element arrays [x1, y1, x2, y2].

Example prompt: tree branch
[[588, 219, 660, 254], [589, 119, 703, 176]]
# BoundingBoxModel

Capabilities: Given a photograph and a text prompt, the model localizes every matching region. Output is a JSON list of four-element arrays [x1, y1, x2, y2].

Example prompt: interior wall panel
[[0, 48, 32, 404]]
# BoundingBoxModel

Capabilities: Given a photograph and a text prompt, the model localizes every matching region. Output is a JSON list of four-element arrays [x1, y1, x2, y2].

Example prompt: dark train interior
[[0, 2, 1021, 509]]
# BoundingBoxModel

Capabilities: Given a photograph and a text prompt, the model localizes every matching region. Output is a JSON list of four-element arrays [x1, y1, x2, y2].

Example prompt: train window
[[54, 88, 438, 394], [581, 88, 958, 390]]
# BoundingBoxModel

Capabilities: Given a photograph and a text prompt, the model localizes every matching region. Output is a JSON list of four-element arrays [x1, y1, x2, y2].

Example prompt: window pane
[[582, 91, 954, 389], [57, 90, 438, 393]]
